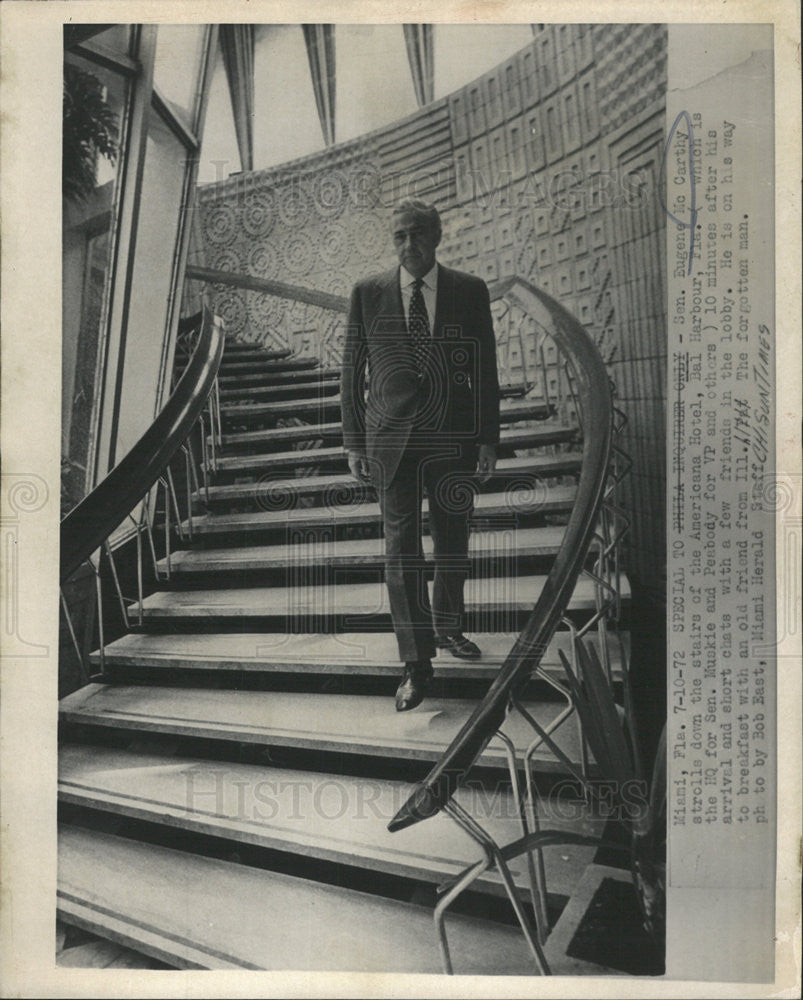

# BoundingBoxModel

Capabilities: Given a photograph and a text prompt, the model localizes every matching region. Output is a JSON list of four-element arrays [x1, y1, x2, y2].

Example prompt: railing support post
[[60, 590, 89, 685], [443, 800, 551, 975]]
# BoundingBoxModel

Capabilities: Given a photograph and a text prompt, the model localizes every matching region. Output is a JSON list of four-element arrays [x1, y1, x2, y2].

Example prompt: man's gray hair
[[392, 198, 442, 239]]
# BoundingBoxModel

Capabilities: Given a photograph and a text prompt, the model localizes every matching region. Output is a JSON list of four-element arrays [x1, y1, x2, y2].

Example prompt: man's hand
[[347, 450, 372, 483], [476, 444, 497, 484]]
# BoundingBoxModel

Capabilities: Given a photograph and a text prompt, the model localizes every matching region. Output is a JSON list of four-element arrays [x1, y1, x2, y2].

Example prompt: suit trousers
[[376, 436, 478, 663]]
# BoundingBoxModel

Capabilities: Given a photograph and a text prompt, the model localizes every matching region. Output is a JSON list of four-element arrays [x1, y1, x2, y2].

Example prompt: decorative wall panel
[[192, 23, 668, 591]]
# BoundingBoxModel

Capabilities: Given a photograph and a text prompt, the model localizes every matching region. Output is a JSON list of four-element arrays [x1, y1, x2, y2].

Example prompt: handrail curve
[[60, 306, 224, 584], [185, 263, 565, 318], [388, 277, 613, 832]]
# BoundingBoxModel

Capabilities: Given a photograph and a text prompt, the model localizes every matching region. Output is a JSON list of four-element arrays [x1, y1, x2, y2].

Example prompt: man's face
[[391, 211, 440, 278]]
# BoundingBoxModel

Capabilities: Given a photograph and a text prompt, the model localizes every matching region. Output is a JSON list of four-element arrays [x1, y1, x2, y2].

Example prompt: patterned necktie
[[407, 277, 431, 375]]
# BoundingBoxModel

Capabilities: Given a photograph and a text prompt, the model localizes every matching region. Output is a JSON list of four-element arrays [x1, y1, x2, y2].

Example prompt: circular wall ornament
[[249, 290, 287, 331], [214, 290, 247, 337], [355, 213, 388, 259], [284, 231, 316, 275], [203, 203, 237, 246], [242, 190, 277, 237], [277, 185, 312, 228], [312, 171, 349, 219], [211, 247, 243, 274], [248, 241, 279, 278], [320, 223, 351, 269]]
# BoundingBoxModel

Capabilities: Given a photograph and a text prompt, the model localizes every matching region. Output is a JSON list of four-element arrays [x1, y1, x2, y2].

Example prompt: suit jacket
[[341, 263, 500, 486]]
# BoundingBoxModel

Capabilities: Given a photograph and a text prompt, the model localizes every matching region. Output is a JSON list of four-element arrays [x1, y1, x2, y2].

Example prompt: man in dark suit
[[341, 199, 500, 711]]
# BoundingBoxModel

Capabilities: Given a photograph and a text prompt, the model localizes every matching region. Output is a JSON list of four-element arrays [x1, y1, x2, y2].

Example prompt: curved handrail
[[389, 277, 613, 832], [185, 264, 557, 319], [185, 264, 350, 315], [60, 306, 224, 584]]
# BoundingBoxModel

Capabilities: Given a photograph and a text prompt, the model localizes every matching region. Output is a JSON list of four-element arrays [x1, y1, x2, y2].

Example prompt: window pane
[[62, 54, 129, 512], [197, 45, 241, 183], [91, 24, 133, 57], [113, 107, 187, 465], [153, 24, 206, 124]]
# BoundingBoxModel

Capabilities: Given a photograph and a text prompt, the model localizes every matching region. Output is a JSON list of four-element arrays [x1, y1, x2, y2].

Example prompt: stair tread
[[194, 454, 583, 503], [91, 630, 627, 680], [219, 368, 340, 390], [59, 684, 589, 770], [184, 484, 578, 534], [59, 744, 604, 897], [221, 348, 293, 360], [136, 573, 630, 617], [218, 357, 321, 375], [221, 395, 554, 421], [222, 340, 284, 353], [158, 525, 574, 574], [218, 420, 343, 448], [215, 415, 573, 449], [58, 827, 538, 972], [220, 380, 539, 403], [210, 425, 578, 472], [214, 411, 576, 448], [221, 350, 296, 363], [221, 376, 338, 399], [220, 377, 341, 399]]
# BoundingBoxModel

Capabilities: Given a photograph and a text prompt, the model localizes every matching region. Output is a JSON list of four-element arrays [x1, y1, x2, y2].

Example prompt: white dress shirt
[[399, 262, 438, 330]]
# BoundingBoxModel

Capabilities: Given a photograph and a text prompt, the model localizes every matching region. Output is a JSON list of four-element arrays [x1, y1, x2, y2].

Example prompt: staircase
[[58, 316, 633, 973]]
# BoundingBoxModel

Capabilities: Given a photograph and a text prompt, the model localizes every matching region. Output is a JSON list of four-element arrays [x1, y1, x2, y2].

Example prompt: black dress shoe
[[395, 660, 434, 712], [435, 633, 482, 660]]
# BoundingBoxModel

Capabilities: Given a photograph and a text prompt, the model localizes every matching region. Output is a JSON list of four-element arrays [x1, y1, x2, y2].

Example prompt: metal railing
[[382, 277, 629, 975], [185, 263, 576, 405], [60, 307, 224, 677]]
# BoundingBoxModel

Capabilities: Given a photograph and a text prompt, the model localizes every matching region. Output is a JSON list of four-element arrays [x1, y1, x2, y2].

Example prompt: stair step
[[220, 368, 340, 390], [221, 346, 293, 361], [56, 935, 156, 969], [90, 630, 627, 681], [219, 371, 341, 397], [208, 425, 579, 475], [218, 357, 321, 376], [176, 336, 263, 357], [183, 348, 295, 370], [217, 379, 534, 404], [218, 379, 342, 404], [193, 454, 583, 506], [221, 349, 297, 364], [215, 417, 574, 451], [59, 685, 590, 772], [182, 484, 578, 537], [222, 340, 274, 353], [156, 525, 576, 576], [135, 573, 628, 623], [218, 420, 343, 449], [58, 827, 538, 972], [220, 395, 555, 425], [59, 745, 605, 899]]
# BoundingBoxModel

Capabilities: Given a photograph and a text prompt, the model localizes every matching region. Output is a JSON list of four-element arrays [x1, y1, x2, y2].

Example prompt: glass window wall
[[62, 50, 129, 512]]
